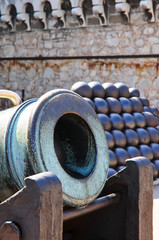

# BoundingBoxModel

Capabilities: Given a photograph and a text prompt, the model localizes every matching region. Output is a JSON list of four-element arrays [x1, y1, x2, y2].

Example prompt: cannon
[[0, 88, 153, 240], [0, 89, 109, 207]]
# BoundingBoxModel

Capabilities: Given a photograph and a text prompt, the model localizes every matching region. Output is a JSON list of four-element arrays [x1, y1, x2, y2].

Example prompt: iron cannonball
[[133, 112, 146, 128], [102, 82, 119, 98], [129, 87, 140, 97], [71, 81, 92, 98], [151, 163, 158, 180], [147, 127, 159, 143], [142, 112, 157, 127], [114, 82, 130, 98], [108, 150, 118, 168], [109, 113, 124, 130], [150, 143, 159, 159], [143, 106, 152, 113], [136, 128, 150, 144], [0, 89, 109, 207], [108, 168, 117, 178], [119, 97, 132, 113], [111, 130, 126, 148], [122, 113, 136, 129], [155, 117, 159, 126], [98, 113, 112, 131], [127, 146, 141, 158], [129, 97, 143, 113], [83, 97, 95, 111], [150, 107, 159, 117], [124, 129, 139, 146], [88, 81, 105, 98], [107, 97, 122, 114], [154, 160, 159, 177], [93, 97, 109, 114], [140, 97, 150, 107], [139, 145, 154, 160], [116, 166, 126, 171], [115, 148, 129, 166], [105, 131, 115, 149]]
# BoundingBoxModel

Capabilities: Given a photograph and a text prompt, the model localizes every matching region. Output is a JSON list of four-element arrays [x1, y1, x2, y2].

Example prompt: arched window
[[8, 4, 17, 29], [43, 1, 52, 18], [25, 2, 34, 20]]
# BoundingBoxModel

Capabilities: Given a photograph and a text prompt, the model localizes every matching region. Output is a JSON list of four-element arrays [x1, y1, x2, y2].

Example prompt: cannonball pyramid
[[71, 81, 159, 180]]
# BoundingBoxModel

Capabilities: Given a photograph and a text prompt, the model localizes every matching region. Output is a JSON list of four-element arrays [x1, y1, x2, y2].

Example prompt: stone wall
[[0, 22, 159, 108], [1, 23, 159, 58]]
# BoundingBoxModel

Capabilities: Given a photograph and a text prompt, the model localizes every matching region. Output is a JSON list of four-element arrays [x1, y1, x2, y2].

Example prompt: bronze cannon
[[0, 89, 109, 207]]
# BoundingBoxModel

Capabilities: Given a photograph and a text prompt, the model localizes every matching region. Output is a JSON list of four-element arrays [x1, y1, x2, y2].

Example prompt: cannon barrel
[[0, 89, 109, 207], [0, 89, 22, 106]]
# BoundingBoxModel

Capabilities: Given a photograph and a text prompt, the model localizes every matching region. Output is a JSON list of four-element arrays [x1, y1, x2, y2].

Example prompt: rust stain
[[0, 62, 4, 71], [84, 60, 157, 76], [33, 62, 39, 73], [156, 60, 159, 75], [60, 60, 72, 67], [6, 60, 36, 73], [1, 59, 159, 78], [45, 62, 60, 72], [41, 60, 46, 76]]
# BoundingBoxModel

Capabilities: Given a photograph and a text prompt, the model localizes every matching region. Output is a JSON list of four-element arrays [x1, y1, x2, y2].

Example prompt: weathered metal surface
[[119, 97, 132, 113], [127, 146, 141, 158], [105, 131, 115, 149], [97, 113, 112, 131], [133, 112, 146, 128], [93, 97, 109, 114], [108, 150, 117, 168], [115, 148, 129, 166], [129, 87, 140, 97], [142, 111, 157, 127], [102, 82, 119, 98], [130, 97, 143, 112], [107, 97, 122, 114], [88, 82, 105, 98], [0, 89, 109, 207], [136, 128, 150, 144], [71, 82, 93, 98], [110, 113, 124, 130], [114, 82, 130, 98], [139, 144, 154, 160], [124, 129, 139, 146], [122, 113, 136, 129], [111, 130, 126, 148], [147, 127, 159, 143]]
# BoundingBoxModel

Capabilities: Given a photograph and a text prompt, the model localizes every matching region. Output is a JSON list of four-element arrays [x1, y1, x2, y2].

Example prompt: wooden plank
[[0, 221, 20, 240]]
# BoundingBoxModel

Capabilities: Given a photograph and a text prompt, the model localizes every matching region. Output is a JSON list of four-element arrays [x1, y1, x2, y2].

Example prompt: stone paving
[[153, 179, 159, 240]]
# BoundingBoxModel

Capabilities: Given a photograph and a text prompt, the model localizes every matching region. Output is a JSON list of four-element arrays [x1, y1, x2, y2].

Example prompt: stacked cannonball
[[71, 81, 159, 180]]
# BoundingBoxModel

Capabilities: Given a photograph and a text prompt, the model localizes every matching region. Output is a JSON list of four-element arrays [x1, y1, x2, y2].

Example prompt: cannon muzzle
[[0, 89, 109, 207]]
